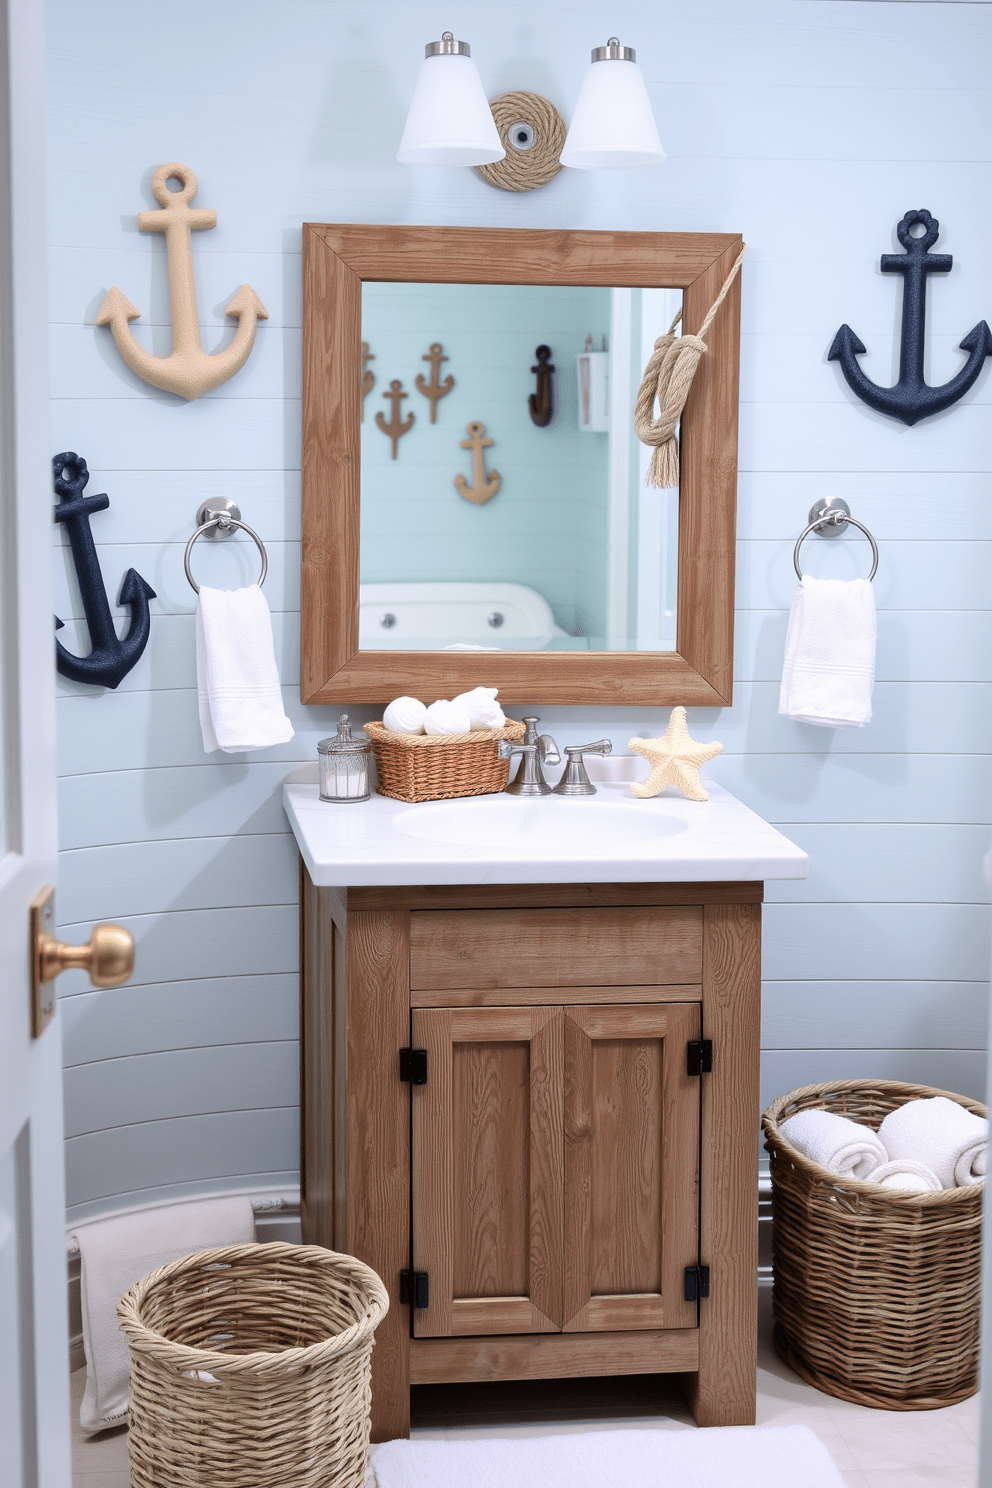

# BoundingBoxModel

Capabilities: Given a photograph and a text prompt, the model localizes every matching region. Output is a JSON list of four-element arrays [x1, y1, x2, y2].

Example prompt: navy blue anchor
[[53, 453, 156, 688], [829, 209, 992, 426]]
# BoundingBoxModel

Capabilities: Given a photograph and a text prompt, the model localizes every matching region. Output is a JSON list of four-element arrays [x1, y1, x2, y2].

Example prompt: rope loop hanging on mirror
[[633, 243, 747, 490]]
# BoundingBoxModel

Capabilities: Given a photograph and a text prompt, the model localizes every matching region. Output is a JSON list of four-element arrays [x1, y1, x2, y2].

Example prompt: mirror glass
[[359, 283, 680, 653]]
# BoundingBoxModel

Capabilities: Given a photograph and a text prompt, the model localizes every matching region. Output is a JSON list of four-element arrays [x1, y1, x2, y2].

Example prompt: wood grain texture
[[686, 901, 762, 1428], [408, 1328, 699, 1384], [299, 872, 332, 1245], [412, 1007, 562, 1338], [411, 983, 703, 1009], [300, 225, 740, 706], [562, 1004, 699, 1333], [409, 908, 702, 990], [349, 883, 763, 913]]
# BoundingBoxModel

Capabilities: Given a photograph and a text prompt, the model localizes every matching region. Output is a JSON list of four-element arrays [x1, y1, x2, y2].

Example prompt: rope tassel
[[633, 244, 747, 490]]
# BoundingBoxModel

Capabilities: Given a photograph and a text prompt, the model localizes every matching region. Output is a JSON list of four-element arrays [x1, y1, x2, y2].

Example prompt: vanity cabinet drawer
[[409, 906, 702, 990]]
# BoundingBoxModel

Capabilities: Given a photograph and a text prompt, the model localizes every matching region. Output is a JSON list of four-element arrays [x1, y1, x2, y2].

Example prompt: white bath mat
[[371, 1423, 845, 1488]]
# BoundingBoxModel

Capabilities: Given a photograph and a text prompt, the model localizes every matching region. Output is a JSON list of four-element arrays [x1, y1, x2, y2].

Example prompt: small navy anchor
[[53, 453, 156, 689], [829, 209, 992, 426]]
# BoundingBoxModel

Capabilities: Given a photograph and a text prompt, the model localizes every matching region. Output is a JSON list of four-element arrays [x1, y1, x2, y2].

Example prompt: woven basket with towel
[[365, 717, 526, 803], [762, 1079, 985, 1410]]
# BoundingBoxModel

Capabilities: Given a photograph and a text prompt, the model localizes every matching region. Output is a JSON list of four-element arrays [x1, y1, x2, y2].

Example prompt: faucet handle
[[552, 738, 613, 797]]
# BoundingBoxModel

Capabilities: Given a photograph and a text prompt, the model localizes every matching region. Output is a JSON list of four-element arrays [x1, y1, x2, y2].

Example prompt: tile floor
[[70, 1289, 979, 1488]]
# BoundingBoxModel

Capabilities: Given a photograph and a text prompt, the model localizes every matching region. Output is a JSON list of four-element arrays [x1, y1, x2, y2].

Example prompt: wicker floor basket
[[762, 1080, 985, 1411], [117, 1242, 388, 1488], [364, 717, 526, 803]]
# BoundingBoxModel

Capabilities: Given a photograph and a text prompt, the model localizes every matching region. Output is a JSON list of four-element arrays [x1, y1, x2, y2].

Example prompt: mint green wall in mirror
[[360, 283, 680, 653]]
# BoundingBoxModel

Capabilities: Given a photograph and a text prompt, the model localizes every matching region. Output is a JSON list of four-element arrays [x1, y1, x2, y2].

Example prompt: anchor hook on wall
[[53, 453, 156, 689], [528, 345, 555, 427], [829, 208, 992, 426]]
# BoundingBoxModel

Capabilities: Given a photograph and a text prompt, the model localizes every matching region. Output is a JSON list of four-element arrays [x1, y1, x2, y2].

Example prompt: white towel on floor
[[779, 1108, 886, 1180], [879, 1096, 987, 1189], [778, 575, 876, 728], [868, 1159, 943, 1193], [371, 1424, 847, 1488], [196, 584, 295, 753], [71, 1195, 255, 1434]]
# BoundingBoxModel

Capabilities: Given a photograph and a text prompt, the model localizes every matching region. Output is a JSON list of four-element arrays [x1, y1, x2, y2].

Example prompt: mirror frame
[[301, 224, 742, 707]]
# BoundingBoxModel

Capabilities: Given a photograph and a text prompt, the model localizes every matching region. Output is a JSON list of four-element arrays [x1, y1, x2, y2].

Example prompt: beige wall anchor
[[361, 341, 375, 419], [415, 342, 454, 422], [455, 421, 501, 505], [376, 379, 414, 458], [96, 163, 268, 401]]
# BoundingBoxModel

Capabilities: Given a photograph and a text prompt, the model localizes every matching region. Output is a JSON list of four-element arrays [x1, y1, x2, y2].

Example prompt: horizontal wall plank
[[60, 974, 299, 1064], [762, 981, 988, 1052], [50, 468, 301, 547], [54, 905, 298, 992], [760, 1049, 987, 1118], [739, 332, 992, 407], [52, 395, 298, 472], [64, 1041, 299, 1137], [737, 540, 992, 612], [737, 474, 992, 543], [762, 903, 991, 982], [64, 1107, 300, 1210], [763, 824, 991, 905], [712, 754, 992, 825], [735, 610, 992, 685], [58, 833, 299, 922], [66, 1169, 300, 1229]]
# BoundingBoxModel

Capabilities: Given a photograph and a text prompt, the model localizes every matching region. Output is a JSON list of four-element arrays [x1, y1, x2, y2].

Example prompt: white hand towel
[[879, 1096, 987, 1188], [196, 585, 294, 753], [868, 1159, 943, 1193], [371, 1423, 848, 1488], [778, 575, 876, 728], [779, 1108, 886, 1180], [70, 1195, 255, 1433]]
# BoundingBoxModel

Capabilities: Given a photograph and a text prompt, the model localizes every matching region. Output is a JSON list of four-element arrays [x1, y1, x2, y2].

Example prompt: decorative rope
[[633, 243, 747, 489], [476, 92, 565, 193]]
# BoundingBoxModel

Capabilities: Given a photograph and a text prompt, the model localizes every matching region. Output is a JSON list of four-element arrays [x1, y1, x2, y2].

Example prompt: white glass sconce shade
[[397, 34, 505, 166], [560, 39, 666, 169]]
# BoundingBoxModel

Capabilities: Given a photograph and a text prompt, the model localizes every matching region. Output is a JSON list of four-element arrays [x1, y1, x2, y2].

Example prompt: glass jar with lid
[[317, 715, 373, 802]]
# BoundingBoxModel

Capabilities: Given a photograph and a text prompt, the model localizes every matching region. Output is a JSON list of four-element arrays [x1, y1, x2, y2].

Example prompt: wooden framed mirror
[[301, 225, 741, 706]]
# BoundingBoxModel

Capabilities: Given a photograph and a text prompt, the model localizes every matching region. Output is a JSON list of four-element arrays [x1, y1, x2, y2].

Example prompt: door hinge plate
[[684, 1264, 710, 1303], [400, 1269, 429, 1308], [400, 1047, 428, 1084], [687, 1038, 712, 1076]]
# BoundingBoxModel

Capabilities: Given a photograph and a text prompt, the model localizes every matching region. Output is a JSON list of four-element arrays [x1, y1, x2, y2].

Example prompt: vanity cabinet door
[[562, 1002, 700, 1333], [411, 1006, 563, 1338]]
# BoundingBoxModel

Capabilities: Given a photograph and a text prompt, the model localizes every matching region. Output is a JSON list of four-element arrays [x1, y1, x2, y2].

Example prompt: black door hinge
[[687, 1038, 713, 1076], [400, 1269, 430, 1309], [400, 1047, 428, 1084], [684, 1264, 710, 1303]]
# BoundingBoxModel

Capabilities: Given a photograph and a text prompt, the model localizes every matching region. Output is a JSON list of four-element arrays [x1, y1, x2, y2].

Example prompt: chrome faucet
[[504, 716, 560, 796], [552, 738, 612, 796]]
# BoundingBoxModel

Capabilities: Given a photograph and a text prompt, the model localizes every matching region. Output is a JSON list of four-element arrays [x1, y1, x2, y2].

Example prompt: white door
[[0, 0, 70, 1483]]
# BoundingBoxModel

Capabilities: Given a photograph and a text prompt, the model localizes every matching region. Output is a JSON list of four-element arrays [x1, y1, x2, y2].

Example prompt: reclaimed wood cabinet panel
[[409, 907, 702, 990]]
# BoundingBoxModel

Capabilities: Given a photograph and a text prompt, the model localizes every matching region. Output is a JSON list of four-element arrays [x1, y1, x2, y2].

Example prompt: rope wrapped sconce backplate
[[476, 92, 565, 192]]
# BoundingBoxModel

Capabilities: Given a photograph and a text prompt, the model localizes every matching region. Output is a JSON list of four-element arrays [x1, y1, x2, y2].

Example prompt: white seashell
[[424, 700, 473, 735], [383, 696, 428, 734], [452, 686, 506, 730]]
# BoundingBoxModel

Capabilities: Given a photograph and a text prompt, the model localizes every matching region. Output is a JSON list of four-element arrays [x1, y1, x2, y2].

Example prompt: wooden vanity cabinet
[[300, 875, 762, 1442]]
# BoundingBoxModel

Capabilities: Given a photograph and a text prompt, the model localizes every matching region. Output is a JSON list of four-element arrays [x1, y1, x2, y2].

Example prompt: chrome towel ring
[[794, 497, 878, 582], [184, 499, 268, 594]]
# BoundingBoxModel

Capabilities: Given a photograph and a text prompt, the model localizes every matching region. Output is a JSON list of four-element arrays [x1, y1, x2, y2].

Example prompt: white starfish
[[628, 707, 723, 801]]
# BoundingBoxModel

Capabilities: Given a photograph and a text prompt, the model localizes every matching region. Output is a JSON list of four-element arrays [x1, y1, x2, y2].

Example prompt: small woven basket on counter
[[364, 717, 526, 803], [118, 1242, 388, 1488], [762, 1079, 985, 1411]]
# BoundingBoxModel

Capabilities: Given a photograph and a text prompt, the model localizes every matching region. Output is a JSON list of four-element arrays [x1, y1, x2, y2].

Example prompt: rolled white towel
[[424, 699, 472, 735], [879, 1096, 987, 1189], [779, 1108, 886, 1181], [452, 686, 506, 730], [382, 696, 428, 734], [868, 1159, 942, 1193]]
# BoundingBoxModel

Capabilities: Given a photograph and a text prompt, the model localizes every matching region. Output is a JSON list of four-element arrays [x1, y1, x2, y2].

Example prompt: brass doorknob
[[38, 921, 134, 988]]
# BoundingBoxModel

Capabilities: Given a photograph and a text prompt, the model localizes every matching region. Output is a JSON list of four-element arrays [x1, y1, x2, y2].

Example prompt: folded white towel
[[196, 585, 295, 753], [452, 686, 506, 730], [371, 1424, 848, 1488], [779, 1108, 886, 1180], [868, 1159, 942, 1193], [383, 696, 428, 734], [71, 1195, 255, 1433], [424, 699, 472, 735], [879, 1096, 987, 1188], [778, 575, 876, 728]]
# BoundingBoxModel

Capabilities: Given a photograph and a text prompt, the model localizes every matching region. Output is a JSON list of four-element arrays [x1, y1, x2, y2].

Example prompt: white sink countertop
[[283, 757, 808, 887]]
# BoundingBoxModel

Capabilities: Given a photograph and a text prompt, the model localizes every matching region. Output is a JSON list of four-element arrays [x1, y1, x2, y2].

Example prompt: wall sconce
[[397, 33, 665, 190]]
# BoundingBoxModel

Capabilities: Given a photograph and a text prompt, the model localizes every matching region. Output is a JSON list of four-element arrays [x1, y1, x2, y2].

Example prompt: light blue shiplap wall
[[49, 0, 991, 1223]]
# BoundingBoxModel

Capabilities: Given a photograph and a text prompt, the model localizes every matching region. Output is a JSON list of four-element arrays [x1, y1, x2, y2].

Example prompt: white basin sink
[[392, 796, 687, 851]]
